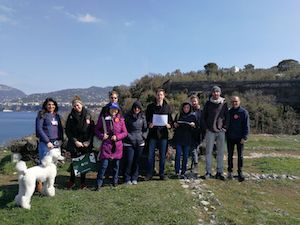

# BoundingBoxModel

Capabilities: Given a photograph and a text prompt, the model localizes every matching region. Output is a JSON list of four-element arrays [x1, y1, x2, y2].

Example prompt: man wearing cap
[[202, 86, 229, 180], [226, 96, 250, 182]]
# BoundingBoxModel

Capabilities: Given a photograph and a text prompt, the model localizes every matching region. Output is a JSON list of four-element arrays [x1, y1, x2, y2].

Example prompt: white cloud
[[0, 70, 8, 76], [77, 14, 100, 23], [0, 5, 16, 25], [0, 5, 15, 14], [124, 21, 135, 27], [52, 6, 101, 24]]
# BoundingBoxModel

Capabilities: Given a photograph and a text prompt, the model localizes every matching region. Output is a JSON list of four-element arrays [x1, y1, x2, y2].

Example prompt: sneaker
[[159, 175, 166, 180], [144, 175, 152, 181], [132, 180, 138, 185], [181, 173, 187, 179], [227, 172, 233, 180], [95, 185, 102, 191], [36, 180, 43, 193], [125, 181, 132, 185], [204, 173, 212, 179], [80, 183, 88, 189], [112, 182, 118, 187], [215, 172, 225, 181], [66, 181, 75, 189]]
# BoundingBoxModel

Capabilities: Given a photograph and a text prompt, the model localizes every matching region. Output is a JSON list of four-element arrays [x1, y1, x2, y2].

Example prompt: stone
[[182, 184, 189, 189], [201, 200, 210, 206]]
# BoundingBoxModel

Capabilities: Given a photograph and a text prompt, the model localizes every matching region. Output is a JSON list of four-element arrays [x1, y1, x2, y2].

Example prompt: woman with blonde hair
[[65, 96, 94, 189]]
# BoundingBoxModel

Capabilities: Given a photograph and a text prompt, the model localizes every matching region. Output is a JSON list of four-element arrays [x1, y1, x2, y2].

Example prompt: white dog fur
[[14, 148, 64, 209]]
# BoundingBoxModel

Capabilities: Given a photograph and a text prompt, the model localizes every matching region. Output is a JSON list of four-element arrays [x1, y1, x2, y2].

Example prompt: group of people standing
[[35, 85, 250, 191]]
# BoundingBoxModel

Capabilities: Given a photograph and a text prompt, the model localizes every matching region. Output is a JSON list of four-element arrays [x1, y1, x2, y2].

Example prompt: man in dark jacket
[[145, 89, 173, 180], [226, 96, 250, 182], [202, 86, 229, 180]]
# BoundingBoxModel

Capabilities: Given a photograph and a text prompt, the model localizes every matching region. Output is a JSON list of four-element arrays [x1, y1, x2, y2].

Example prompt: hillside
[[21, 86, 113, 103], [0, 85, 113, 111], [0, 85, 27, 102]]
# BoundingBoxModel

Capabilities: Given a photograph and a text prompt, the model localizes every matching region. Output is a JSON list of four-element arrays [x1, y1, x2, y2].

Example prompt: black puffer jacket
[[65, 107, 94, 157]]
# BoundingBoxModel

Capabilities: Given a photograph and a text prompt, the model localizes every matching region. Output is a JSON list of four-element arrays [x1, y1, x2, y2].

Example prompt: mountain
[[0, 84, 27, 102], [20, 86, 113, 103]]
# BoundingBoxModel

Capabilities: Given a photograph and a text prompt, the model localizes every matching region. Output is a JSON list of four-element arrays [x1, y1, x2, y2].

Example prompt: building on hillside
[[230, 66, 240, 73]]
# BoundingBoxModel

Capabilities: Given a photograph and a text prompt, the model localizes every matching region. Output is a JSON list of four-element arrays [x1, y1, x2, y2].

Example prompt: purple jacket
[[95, 113, 128, 160]]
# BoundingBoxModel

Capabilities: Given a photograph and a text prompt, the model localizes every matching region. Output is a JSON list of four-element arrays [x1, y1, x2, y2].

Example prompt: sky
[[0, 0, 300, 95]]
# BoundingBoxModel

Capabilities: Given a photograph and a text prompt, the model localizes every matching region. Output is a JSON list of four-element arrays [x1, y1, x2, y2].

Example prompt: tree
[[204, 63, 218, 76], [277, 59, 299, 72], [244, 64, 255, 71]]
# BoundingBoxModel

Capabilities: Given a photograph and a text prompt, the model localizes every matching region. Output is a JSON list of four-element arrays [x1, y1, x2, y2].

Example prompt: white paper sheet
[[152, 114, 168, 126]]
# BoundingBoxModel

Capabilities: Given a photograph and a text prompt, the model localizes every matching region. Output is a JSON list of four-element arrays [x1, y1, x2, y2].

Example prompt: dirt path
[[245, 152, 300, 159], [0, 174, 17, 186]]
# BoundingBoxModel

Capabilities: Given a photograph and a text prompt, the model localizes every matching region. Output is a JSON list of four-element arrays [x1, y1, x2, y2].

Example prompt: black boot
[[238, 171, 245, 182]]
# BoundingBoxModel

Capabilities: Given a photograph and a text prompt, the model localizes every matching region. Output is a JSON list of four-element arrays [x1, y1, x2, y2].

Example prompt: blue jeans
[[38, 141, 48, 163], [124, 145, 143, 182], [175, 144, 190, 175], [96, 159, 120, 186], [147, 138, 168, 177], [205, 130, 225, 174]]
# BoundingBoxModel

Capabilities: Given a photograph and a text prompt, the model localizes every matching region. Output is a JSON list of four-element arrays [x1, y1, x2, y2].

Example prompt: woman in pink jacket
[[95, 102, 128, 190]]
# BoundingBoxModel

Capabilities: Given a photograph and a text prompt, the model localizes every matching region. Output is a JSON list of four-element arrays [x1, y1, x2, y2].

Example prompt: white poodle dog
[[14, 148, 64, 209]]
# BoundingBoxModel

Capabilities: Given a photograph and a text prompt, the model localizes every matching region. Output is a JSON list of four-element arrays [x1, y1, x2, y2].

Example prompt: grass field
[[1, 134, 300, 225]]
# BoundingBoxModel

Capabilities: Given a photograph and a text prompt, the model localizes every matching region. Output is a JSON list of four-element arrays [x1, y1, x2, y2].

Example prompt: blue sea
[[0, 111, 37, 147]]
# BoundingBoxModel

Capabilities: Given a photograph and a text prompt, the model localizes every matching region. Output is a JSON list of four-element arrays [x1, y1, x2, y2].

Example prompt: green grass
[[0, 150, 16, 175], [206, 179, 300, 225], [0, 180, 198, 225], [0, 162, 198, 225], [245, 134, 300, 152], [1, 134, 300, 225], [245, 157, 300, 176]]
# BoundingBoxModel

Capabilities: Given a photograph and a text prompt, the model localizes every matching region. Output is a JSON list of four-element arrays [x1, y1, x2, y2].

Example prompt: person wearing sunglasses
[[99, 91, 119, 117]]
